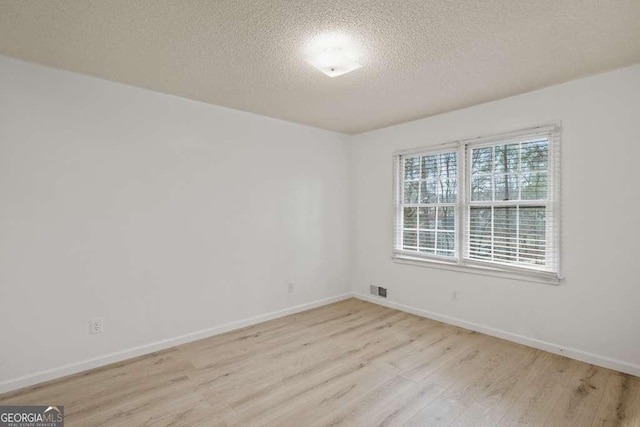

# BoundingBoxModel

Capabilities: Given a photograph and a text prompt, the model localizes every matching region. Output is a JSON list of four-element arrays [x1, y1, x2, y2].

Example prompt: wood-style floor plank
[[1, 298, 638, 426], [591, 373, 640, 427]]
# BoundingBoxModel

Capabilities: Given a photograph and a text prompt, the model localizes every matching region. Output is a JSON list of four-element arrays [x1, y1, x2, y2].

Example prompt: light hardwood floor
[[1, 298, 639, 426]]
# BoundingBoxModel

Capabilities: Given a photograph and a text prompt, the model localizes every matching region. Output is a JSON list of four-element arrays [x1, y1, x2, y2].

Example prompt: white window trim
[[392, 123, 562, 285]]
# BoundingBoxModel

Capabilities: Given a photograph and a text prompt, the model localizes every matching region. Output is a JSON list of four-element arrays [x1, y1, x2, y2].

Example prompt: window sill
[[391, 254, 561, 285]]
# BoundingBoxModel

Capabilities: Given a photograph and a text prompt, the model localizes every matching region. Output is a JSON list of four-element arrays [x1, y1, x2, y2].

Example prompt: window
[[393, 124, 560, 282]]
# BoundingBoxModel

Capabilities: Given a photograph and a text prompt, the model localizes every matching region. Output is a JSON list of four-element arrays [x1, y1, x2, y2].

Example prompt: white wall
[[2, 56, 639, 393], [0, 57, 350, 390], [350, 64, 640, 375]]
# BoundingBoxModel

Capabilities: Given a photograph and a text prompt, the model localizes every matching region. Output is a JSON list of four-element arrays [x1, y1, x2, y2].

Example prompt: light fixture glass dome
[[305, 33, 362, 77]]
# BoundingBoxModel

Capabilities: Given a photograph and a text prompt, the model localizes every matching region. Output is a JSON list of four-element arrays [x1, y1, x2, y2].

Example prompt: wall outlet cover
[[90, 318, 103, 334]]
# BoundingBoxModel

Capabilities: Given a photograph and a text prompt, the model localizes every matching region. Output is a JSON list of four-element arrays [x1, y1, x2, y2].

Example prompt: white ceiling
[[1, 1, 639, 134]]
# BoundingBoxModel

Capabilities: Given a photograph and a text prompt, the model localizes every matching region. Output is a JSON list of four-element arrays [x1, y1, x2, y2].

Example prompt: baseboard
[[0, 293, 352, 395], [4, 291, 636, 395], [354, 292, 640, 378]]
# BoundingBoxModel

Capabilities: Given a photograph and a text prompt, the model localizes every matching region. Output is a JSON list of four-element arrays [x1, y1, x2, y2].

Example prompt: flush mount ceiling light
[[305, 33, 362, 77]]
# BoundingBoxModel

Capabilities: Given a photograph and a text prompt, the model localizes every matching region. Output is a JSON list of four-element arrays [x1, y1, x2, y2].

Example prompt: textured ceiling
[[1, 1, 640, 134]]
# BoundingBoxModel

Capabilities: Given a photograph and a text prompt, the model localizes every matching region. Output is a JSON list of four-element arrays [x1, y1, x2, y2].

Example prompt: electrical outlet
[[288, 283, 294, 293], [370, 285, 379, 295], [452, 291, 459, 301], [90, 318, 103, 334]]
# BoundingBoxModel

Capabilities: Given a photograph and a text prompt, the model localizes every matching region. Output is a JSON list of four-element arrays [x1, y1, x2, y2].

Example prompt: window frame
[[394, 147, 460, 260], [393, 124, 562, 284]]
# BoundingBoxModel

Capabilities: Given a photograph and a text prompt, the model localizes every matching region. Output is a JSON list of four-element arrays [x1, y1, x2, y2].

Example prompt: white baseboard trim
[[0, 293, 353, 395], [354, 293, 640, 378]]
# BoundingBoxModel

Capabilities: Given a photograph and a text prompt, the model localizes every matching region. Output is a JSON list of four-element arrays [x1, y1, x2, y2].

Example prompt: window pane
[[403, 207, 417, 229], [519, 206, 546, 265], [471, 175, 492, 201], [468, 205, 548, 267], [472, 147, 493, 174], [437, 207, 455, 230], [404, 157, 420, 180], [404, 182, 419, 203], [438, 179, 457, 203], [495, 174, 519, 201], [494, 207, 518, 262], [495, 143, 519, 173], [521, 139, 548, 172], [421, 155, 437, 180], [437, 153, 457, 179], [469, 207, 492, 259], [419, 230, 435, 252], [437, 231, 455, 254], [403, 230, 417, 248], [420, 180, 437, 203], [521, 171, 547, 200], [418, 207, 436, 230]]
